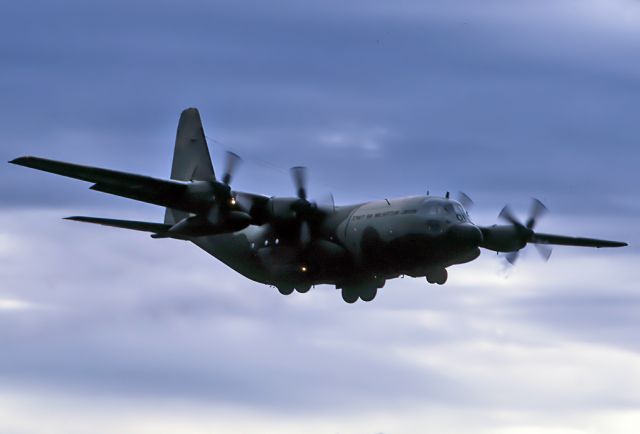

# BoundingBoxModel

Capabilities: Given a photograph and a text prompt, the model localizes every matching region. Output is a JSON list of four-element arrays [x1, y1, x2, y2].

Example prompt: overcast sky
[[1, 0, 640, 433]]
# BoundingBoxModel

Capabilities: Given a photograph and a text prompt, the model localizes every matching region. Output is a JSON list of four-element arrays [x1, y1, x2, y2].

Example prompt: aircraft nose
[[448, 223, 483, 246]]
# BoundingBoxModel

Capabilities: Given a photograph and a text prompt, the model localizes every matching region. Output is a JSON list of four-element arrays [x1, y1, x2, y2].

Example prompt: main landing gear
[[425, 268, 448, 285], [276, 283, 311, 295], [276, 284, 294, 295], [340, 280, 384, 304]]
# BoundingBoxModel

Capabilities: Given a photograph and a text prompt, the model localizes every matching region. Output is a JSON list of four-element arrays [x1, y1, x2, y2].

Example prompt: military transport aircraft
[[10, 108, 628, 303]]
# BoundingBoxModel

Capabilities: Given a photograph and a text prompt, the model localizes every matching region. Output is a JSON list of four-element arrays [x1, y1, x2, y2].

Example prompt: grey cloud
[[506, 283, 640, 353], [0, 211, 469, 413], [1, 1, 640, 431], [2, 210, 640, 416], [2, 0, 639, 215]]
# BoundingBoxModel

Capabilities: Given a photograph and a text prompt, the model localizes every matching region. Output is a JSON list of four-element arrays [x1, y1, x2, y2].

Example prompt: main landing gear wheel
[[359, 286, 377, 302], [277, 284, 295, 295], [341, 284, 379, 303], [426, 268, 448, 285], [341, 287, 359, 304], [295, 284, 311, 294]]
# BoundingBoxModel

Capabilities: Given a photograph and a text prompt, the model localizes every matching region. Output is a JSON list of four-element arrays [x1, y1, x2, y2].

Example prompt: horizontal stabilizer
[[65, 216, 172, 234], [532, 233, 627, 248]]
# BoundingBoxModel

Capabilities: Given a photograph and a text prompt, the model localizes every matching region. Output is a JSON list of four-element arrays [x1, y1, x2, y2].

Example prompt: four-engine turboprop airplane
[[10, 108, 628, 303]]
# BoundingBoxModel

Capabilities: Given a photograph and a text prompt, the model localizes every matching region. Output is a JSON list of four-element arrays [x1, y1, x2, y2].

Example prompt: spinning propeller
[[161, 151, 251, 237], [221, 151, 242, 186], [456, 191, 474, 211], [212, 151, 242, 204], [290, 166, 335, 215], [177, 150, 251, 235], [498, 198, 552, 264], [204, 150, 249, 225], [291, 166, 308, 201], [290, 166, 322, 246]]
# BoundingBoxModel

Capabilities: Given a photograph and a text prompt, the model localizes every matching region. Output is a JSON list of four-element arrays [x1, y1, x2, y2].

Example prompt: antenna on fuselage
[[445, 191, 450, 199]]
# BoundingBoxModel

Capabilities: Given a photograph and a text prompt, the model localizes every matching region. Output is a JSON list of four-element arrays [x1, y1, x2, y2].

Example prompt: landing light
[[300, 265, 308, 272], [229, 197, 237, 206]]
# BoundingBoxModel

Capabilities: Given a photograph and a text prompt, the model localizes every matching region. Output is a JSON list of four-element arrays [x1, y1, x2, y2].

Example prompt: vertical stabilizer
[[165, 108, 215, 224]]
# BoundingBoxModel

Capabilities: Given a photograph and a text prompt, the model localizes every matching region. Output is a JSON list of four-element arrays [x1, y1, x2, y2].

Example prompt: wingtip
[[9, 156, 28, 165], [599, 241, 629, 248]]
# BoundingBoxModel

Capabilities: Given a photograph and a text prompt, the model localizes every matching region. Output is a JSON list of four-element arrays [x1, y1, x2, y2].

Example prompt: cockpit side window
[[421, 200, 469, 222], [454, 204, 467, 222]]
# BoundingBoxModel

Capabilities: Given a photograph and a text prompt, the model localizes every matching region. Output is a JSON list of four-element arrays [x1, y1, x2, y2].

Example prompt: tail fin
[[165, 108, 216, 224]]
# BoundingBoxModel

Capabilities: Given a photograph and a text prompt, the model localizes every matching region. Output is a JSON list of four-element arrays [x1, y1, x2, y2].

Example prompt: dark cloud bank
[[1, 0, 640, 433]]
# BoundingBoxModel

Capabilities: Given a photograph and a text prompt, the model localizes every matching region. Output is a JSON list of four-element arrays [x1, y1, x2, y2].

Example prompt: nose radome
[[448, 223, 483, 246]]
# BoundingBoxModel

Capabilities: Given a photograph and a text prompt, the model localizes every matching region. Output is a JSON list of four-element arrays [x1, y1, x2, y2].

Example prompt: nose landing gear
[[426, 268, 448, 285]]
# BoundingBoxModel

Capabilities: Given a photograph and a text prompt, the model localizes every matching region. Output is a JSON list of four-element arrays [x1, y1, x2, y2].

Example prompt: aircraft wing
[[9, 156, 197, 213], [531, 233, 627, 248]]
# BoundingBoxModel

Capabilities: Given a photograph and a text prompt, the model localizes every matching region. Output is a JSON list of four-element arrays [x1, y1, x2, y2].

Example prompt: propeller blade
[[318, 192, 335, 212], [291, 166, 308, 200], [457, 191, 474, 211], [505, 251, 519, 265], [300, 220, 311, 246], [534, 243, 553, 262], [206, 203, 222, 225], [495, 199, 552, 267], [498, 205, 521, 227], [222, 151, 242, 185], [526, 198, 547, 230]]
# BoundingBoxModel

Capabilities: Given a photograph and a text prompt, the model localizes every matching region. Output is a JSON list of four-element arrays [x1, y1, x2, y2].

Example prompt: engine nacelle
[[266, 197, 300, 223], [480, 225, 528, 252]]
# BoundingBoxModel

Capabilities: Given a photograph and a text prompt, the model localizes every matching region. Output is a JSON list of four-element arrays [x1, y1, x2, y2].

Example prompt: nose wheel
[[426, 268, 448, 285]]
